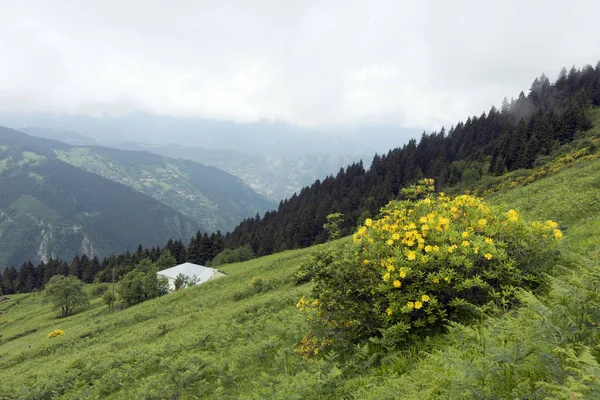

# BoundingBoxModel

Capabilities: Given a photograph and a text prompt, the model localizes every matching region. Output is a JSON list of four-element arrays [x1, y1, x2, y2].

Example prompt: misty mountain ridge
[[0, 112, 419, 157], [13, 122, 379, 201]]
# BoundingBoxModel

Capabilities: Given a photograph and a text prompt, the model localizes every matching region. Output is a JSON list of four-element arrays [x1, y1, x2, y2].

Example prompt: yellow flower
[[399, 269, 407, 278], [383, 272, 391, 282], [484, 237, 493, 245], [444, 276, 450, 282], [386, 308, 393, 316], [419, 216, 428, 224], [432, 245, 440, 252], [546, 220, 558, 229], [363, 259, 370, 264], [387, 239, 394, 245], [507, 209, 519, 222], [461, 231, 470, 239], [462, 240, 470, 247], [414, 301, 423, 309], [424, 245, 433, 253], [392, 233, 400, 240], [447, 245, 455, 253], [393, 280, 401, 288], [365, 218, 373, 227], [422, 295, 430, 302], [478, 219, 487, 227], [553, 229, 563, 239], [47, 329, 64, 339], [484, 253, 493, 260], [407, 251, 416, 261], [407, 302, 414, 310], [432, 277, 440, 284], [474, 247, 479, 254]]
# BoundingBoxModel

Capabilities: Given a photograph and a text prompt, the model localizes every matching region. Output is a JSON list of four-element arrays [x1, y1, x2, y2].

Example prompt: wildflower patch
[[47, 329, 64, 339], [297, 179, 561, 358]]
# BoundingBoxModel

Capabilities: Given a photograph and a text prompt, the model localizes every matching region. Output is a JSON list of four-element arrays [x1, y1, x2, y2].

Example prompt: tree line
[[224, 63, 600, 255], [0, 231, 225, 294]]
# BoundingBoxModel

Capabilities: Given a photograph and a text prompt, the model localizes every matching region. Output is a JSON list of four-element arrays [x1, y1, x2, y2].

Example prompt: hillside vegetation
[[0, 128, 199, 268], [121, 143, 370, 202], [1, 155, 599, 399]]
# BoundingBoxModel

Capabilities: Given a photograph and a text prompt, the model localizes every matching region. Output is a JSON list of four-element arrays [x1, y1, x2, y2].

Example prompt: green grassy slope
[[0, 247, 319, 399], [343, 157, 600, 399], [1, 158, 599, 399], [489, 158, 600, 260]]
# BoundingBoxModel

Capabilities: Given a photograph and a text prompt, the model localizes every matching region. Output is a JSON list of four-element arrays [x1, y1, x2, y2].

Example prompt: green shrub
[[91, 283, 109, 297], [297, 179, 562, 358], [118, 261, 169, 307], [211, 245, 255, 266]]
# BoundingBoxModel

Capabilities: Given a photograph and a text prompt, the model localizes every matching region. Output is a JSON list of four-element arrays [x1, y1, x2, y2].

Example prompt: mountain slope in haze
[[116, 142, 371, 201], [54, 146, 275, 232], [0, 113, 377, 158], [0, 127, 201, 268], [18, 127, 100, 146], [8, 124, 376, 202]]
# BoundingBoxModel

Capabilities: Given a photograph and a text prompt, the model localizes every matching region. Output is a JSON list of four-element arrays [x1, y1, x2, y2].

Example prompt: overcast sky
[[0, 0, 599, 131]]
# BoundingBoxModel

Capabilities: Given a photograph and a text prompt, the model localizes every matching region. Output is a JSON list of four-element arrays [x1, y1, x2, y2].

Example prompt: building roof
[[157, 262, 223, 283]]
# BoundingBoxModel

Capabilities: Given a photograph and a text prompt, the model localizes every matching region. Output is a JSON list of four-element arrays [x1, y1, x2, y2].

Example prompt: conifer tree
[[69, 255, 82, 279]]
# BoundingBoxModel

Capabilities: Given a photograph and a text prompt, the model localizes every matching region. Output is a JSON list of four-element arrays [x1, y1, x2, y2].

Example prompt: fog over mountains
[[0, 113, 419, 157], [0, 113, 420, 201]]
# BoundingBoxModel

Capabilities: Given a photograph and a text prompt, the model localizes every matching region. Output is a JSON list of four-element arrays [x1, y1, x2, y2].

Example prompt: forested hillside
[[0, 128, 200, 268], [55, 146, 274, 232], [226, 64, 600, 255], [115, 143, 370, 201]]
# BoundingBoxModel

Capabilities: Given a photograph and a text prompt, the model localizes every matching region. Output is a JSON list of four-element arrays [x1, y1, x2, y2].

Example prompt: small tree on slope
[[45, 275, 89, 318]]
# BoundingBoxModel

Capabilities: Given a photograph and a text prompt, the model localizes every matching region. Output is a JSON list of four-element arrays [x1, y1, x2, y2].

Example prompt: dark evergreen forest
[[225, 64, 599, 254], [0, 231, 224, 294]]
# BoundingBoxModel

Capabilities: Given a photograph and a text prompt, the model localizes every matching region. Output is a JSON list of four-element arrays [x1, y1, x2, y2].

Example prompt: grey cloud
[[0, 0, 598, 130]]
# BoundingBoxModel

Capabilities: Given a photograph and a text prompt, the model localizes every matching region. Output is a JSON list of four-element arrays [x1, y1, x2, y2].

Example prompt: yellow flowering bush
[[47, 329, 64, 339], [249, 275, 264, 288], [298, 179, 561, 357]]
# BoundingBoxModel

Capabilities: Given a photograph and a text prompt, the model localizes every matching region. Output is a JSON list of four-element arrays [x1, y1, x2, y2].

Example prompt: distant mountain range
[[15, 125, 378, 201], [0, 126, 275, 268], [0, 113, 381, 157], [111, 142, 371, 201]]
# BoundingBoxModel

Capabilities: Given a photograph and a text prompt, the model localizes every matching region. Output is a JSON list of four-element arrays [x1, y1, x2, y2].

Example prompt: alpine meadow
[[1, 60, 600, 399], [2, 2, 600, 398]]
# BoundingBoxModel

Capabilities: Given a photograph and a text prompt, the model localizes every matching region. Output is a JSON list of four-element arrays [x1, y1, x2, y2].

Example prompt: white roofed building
[[157, 262, 225, 291]]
